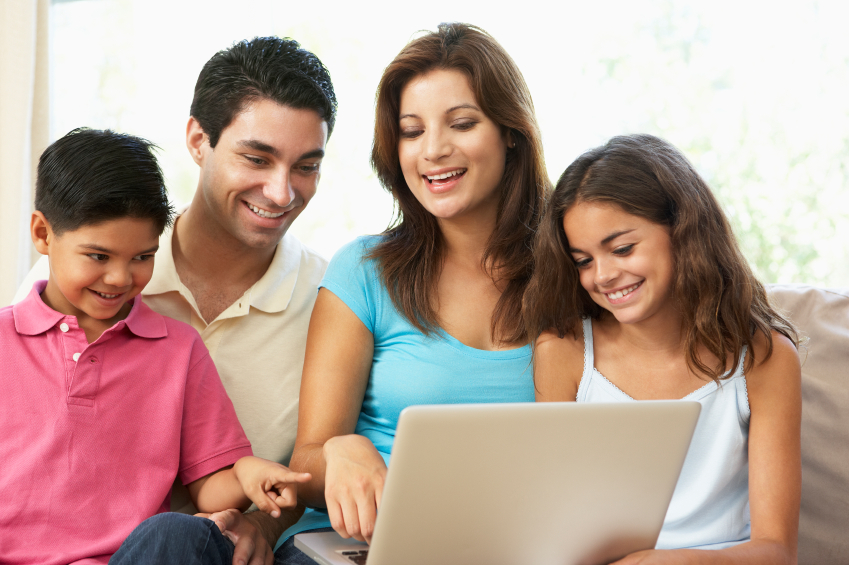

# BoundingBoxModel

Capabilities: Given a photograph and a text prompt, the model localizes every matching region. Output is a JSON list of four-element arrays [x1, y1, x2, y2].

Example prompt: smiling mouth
[[90, 289, 122, 299], [605, 281, 642, 301], [424, 169, 466, 184], [247, 202, 287, 219]]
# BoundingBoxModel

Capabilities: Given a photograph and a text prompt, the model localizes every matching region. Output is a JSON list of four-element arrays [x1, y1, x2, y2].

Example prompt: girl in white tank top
[[524, 135, 801, 564]]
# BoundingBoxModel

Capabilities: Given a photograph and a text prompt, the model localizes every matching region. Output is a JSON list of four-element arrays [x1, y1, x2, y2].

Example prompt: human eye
[[572, 256, 592, 269], [133, 253, 155, 262], [452, 118, 478, 131], [399, 126, 423, 139], [244, 155, 266, 166], [612, 244, 634, 256], [87, 253, 109, 262], [296, 162, 321, 175]]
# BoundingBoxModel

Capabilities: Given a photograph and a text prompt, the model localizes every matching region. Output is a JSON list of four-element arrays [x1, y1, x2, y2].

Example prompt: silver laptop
[[295, 401, 700, 565]]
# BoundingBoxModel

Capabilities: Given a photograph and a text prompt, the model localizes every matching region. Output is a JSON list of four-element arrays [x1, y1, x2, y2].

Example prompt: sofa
[[767, 284, 849, 564]]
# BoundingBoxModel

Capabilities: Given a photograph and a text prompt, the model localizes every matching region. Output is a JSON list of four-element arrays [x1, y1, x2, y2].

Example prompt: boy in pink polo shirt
[[0, 128, 310, 565]]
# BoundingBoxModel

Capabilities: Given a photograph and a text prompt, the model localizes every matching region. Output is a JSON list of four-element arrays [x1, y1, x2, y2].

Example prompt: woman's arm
[[288, 287, 385, 543], [534, 328, 584, 402], [612, 331, 802, 565]]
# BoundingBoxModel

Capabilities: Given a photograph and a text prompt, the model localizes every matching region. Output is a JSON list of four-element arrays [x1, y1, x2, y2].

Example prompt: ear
[[504, 129, 516, 149], [186, 116, 209, 165], [31, 211, 53, 256]]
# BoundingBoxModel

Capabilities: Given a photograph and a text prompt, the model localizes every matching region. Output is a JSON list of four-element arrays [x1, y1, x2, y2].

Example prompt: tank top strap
[[576, 318, 595, 402], [730, 345, 751, 423]]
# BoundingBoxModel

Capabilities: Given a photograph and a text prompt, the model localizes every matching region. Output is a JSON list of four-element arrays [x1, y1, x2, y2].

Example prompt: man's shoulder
[[283, 233, 329, 284]]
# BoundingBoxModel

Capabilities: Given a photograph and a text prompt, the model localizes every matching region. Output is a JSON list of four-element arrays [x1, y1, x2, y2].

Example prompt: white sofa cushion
[[768, 284, 849, 564]]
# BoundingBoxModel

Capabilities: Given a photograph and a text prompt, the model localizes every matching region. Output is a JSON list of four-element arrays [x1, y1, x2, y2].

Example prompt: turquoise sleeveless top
[[577, 318, 751, 550]]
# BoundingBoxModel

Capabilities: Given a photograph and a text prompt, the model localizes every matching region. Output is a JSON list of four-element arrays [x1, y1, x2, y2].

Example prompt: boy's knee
[[111, 513, 225, 565]]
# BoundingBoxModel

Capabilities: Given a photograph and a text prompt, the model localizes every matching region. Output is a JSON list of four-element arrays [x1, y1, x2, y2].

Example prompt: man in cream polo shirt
[[15, 37, 336, 565]]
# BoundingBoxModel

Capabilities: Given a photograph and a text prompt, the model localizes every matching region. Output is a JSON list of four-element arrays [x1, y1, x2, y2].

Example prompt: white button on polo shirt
[[72, 353, 81, 362], [60, 323, 69, 332]]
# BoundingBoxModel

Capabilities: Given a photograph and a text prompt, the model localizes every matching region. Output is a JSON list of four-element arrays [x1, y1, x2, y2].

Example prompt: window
[[52, 0, 849, 284]]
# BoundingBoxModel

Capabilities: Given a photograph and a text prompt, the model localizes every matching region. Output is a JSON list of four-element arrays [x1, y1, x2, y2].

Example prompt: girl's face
[[397, 68, 510, 225], [563, 201, 676, 326]]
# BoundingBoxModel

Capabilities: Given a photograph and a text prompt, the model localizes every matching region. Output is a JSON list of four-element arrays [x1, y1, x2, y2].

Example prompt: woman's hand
[[323, 434, 387, 544]]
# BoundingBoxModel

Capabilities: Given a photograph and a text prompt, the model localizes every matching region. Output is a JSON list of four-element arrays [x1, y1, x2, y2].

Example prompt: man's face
[[190, 98, 328, 250]]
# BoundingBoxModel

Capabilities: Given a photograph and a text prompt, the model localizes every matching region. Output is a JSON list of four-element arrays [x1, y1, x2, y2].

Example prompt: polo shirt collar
[[143, 212, 301, 315], [142, 221, 183, 298], [248, 233, 301, 314], [14, 280, 63, 335], [13, 280, 167, 339]]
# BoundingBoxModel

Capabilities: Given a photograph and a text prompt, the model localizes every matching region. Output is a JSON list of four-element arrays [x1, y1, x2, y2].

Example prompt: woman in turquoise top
[[278, 23, 550, 558]]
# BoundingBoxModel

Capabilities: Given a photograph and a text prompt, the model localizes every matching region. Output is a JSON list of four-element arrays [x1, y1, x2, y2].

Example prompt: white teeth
[[95, 291, 120, 299], [607, 283, 641, 301], [426, 169, 466, 181], [248, 203, 285, 218]]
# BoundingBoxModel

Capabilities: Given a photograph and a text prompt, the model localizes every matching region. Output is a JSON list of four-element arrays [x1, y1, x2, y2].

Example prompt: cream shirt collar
[[143, 216, 302, 317]]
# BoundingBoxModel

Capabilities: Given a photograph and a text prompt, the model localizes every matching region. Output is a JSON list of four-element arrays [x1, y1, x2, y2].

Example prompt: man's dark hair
[[190, 36, 338, 147], [35, 128, 174, 236]]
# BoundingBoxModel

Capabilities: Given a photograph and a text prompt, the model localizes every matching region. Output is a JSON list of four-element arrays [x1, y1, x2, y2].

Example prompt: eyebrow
[[79, 244, 160, 254], [237, 140, 325, 162], [398, 103, 483, 121], [297, 148, 325, 161], [238, 139, 279, 158], [568, 229, 636, 253], [601, 229, 636, 245]]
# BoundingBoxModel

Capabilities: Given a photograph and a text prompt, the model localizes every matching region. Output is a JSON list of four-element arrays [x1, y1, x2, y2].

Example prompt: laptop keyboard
[[339, 549, 369, 564]]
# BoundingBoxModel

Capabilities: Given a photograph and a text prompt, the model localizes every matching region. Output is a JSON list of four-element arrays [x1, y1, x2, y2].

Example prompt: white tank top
[[576, 318, 751, 550]]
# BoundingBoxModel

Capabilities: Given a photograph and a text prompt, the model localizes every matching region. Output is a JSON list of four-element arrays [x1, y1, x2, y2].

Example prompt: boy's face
[[36, 216, 160, 326]]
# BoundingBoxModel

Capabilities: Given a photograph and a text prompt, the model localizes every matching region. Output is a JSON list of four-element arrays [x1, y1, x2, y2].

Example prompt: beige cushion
[[768, 284, 849, 564]]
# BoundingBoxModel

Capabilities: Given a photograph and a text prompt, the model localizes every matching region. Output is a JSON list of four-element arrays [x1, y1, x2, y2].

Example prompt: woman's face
[[397, 68, 510, 225]]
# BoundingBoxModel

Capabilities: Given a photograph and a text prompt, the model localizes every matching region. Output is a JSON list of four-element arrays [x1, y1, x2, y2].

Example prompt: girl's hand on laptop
[[323, 434, 387, 544], [233, 456, 312, 518]]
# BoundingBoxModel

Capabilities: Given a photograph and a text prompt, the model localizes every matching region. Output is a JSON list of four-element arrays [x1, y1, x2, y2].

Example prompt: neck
[[174, 198, 276, 288], [437, 208, 497, 269], [609, 305, 685, 354], [40, 279, 131, 343]]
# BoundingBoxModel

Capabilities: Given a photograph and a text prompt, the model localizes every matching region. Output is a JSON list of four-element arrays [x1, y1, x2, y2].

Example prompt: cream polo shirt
[[14, 222, 328, 512]]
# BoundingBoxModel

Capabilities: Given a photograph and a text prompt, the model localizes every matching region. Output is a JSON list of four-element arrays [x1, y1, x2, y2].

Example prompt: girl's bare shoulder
[[534, 324, 585, 401], [745, 329, 801, 398]]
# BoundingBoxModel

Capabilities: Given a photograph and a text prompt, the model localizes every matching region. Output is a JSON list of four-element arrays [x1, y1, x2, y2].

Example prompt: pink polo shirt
[[0, 281, 253, 565]]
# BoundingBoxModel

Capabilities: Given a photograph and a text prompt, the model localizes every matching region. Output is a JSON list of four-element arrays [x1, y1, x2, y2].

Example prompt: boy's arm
[[188, 456, 311, 517]]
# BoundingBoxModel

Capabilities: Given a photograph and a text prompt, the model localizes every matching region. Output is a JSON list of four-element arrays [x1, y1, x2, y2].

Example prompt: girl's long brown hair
[[523, 134, 796, 380], [370, 23, 550, 343]]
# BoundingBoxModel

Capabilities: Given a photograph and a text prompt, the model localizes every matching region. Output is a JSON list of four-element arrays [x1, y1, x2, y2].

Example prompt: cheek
[[133, 262, 156, 288], [397, 144, 419, 185], [468, 136, 506, 183], [578, 269, 596, 294]]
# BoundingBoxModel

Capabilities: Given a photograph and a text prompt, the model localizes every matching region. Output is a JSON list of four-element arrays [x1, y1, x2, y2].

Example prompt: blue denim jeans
[[110, 513, 331, 565], [110, 513, 234, 565]]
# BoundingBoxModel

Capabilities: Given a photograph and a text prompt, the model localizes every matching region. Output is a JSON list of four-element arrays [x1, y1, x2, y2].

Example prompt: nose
[[264, 169, 296, 208], [104, 263, 132, 289], [422, 127, 452, 162], [593, 256, 620, 288]]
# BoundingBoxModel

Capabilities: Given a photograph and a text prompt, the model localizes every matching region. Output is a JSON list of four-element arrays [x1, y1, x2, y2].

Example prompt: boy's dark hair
[[191, 36, 337, 148], [35, 128, 174, 236]]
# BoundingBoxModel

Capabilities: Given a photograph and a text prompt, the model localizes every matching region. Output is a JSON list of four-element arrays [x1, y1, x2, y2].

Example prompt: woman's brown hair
[[370, 22, 550, 343], [523, 134, 797, 380]]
